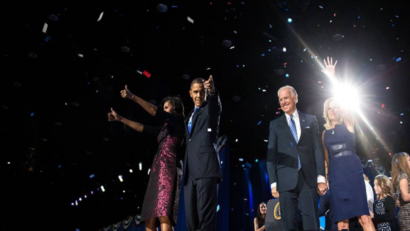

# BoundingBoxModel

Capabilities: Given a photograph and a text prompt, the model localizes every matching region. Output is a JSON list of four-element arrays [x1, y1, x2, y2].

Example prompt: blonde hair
[[323, 97, 344, 130], [392, 152, 410, 189], [374, 174, 395, 200], [277, 85, 298, 103]]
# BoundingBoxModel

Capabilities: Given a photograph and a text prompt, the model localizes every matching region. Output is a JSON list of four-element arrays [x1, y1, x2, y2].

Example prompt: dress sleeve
[[373, 196, 396, 222]]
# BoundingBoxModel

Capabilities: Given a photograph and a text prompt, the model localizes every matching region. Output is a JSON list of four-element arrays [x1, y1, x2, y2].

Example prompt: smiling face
[[163, 100, 174, 113], [189, 83, 205, 107], [327, 100, 341, 123], [259, 203, 267, 215], [278, 88, 297, 115]]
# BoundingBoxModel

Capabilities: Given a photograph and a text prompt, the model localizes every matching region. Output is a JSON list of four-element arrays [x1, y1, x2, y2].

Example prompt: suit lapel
[[188, 103, 206, 138], [280, 114, 297, 144], [298, 111, 307, 143]]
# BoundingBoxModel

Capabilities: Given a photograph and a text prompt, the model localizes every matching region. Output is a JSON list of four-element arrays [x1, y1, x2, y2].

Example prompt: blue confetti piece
[[268, 49, 271, 52], [358, 16, 361, 19], [269, 24, 272, 28], [242, 164, 245, 167], [400, 113, 404, 116], [58, 165, 62, 168], [255, 159, 259, 162], [30, 112, 34, 117], [45, 36, 51, 42], [396, 57, 402, 62], [236, 65, 239, 68], [286, 74, 290, 78], [90, 174, 95, 179], [392, 24, 395, 28], [257, 121, 262, 125], [261, 53, 265, 57], [171, 5, 178, 8], [216, 205, 220, 212]]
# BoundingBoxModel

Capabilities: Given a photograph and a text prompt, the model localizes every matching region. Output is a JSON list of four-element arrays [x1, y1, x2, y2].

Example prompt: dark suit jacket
[[266, 111, 325, 192], [184, 91, 222, 184]]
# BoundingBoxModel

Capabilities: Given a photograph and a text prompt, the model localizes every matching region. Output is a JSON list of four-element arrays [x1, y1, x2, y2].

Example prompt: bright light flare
[[332, 83, 360, 110]]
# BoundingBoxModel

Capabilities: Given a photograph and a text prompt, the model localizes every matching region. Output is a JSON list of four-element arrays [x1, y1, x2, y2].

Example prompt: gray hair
[[277, 85, 298, 103]]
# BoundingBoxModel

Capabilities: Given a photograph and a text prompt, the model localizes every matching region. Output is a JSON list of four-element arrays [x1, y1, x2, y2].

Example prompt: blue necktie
[[290, 115, 301, 170], [188, 107, 198, 135]]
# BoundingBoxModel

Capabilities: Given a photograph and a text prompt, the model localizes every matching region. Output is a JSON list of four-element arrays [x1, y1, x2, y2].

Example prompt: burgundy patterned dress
[[140, 107, 185, 225]]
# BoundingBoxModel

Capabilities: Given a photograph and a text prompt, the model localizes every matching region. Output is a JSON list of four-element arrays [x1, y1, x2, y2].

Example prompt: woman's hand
[[108, 108, 123, 122], [120, 85, 134, 99], [322, 56, 338, 77]]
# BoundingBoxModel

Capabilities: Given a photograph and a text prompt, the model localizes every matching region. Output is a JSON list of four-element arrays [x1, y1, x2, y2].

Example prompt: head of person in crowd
[[189, 78, 206, 108], [374, 174, 395, 200], [391, 152, 410, 186], [277, 85, 298, 115], [161, 96, 185, 117], [323, 97, 344, 130]]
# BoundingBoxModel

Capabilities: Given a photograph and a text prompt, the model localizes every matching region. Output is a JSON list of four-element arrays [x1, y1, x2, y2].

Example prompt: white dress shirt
[[271, 109, 326, 189]]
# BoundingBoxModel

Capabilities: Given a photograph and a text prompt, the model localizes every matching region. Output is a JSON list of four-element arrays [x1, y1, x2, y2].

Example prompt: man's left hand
[[203, 75, 215, 94], [317, 182, 328, 196]]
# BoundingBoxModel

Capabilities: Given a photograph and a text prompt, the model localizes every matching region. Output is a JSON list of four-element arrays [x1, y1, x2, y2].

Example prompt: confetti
[[143, 70, 151, 78], [396, 57, 402, 62], [48, 14, 59, 22], [187, 16, 194, 24], [97, 12, 104, 22], [319, 5, 323, 9], [222, 39, 232, 47], [42, 23, 48, 33], [121, 46, 130, 53], [386, 87, 390, 90], [230, 46, 235, 49], [157, 4, 168, 12], [78, 54, 84, 58], [137, 70, 142, 75], [257, 121, 262, 125]]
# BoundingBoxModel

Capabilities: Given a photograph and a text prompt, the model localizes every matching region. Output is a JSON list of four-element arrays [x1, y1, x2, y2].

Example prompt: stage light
[[333, 83, 360, 110]]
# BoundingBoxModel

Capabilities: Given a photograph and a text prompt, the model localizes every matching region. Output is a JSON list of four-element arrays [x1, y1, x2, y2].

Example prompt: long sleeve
[[373, 196, 395, 222], [266, 120, 278, 186], [312, 116, 325, 178]]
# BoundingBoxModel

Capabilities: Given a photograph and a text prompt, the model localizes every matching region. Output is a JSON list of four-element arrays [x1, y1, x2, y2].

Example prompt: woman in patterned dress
[[391, 152, 410, 231], [108, 85, 185, 231]]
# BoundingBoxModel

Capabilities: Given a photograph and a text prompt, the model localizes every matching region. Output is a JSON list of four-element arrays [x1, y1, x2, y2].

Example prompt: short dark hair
[[190, 78, 203, 89]]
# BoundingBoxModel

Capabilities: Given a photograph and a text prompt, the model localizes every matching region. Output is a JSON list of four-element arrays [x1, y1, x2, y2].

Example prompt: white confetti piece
[[78, 54, 84, 58], [208, 128, 212, 132], [97, 12, 104, 22], [230, 46, 235, 49], [42, 23, 48, 33], [137, 70, 142, 75], [187, 16, 194, 24]]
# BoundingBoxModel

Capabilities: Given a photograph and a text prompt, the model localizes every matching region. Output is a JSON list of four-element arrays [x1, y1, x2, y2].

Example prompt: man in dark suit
[[184, 75, 222, 231], [266, 85, 327, 230]]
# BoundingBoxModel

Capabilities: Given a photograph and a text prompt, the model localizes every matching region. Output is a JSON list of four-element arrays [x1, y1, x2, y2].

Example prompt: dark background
[[1, 0, 409, 230]]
